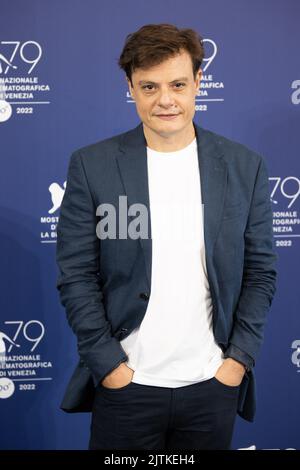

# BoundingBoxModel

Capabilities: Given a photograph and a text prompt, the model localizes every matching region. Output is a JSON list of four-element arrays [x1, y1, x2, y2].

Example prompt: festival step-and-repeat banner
[[1, 0, 299, 450]]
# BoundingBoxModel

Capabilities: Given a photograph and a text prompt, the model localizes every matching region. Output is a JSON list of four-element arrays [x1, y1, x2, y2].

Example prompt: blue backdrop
[[0, 0, 299, 450]]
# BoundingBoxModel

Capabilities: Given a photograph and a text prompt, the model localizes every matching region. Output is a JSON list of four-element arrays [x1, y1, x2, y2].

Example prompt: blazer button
[[139, 292, 149, 301]]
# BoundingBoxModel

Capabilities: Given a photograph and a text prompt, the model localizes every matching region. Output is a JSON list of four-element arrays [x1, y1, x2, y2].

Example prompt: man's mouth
[[155, 114, 179, 120]]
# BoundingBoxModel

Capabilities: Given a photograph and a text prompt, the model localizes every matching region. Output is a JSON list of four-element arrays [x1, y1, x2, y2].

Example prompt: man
[[56, 24, 277, 450]]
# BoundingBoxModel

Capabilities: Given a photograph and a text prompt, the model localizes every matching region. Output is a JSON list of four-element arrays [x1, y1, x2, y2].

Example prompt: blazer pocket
[[222, 202, 243, 220]]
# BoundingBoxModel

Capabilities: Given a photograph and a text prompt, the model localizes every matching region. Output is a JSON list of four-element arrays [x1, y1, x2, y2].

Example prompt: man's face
[[127, 49, 202, 138]]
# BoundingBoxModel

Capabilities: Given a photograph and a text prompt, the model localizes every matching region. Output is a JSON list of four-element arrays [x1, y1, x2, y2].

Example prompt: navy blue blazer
[[56, 121, 277, 422]]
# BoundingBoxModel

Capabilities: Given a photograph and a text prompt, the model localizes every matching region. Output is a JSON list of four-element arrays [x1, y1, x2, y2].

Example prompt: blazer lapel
[[194, 123, 228, 258], [117, 123, 152, 288]]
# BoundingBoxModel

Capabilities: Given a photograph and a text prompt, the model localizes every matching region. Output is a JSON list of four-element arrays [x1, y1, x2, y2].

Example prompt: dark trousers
[[89, 376, 239, 450]]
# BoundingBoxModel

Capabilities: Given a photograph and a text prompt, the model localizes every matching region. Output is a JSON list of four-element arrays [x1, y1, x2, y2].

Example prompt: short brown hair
[[118, 23, 204, 86]]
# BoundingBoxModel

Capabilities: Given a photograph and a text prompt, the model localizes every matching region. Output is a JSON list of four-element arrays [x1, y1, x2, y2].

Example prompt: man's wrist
[[224, 357, 247, 373], [224, 344, 254, 372]]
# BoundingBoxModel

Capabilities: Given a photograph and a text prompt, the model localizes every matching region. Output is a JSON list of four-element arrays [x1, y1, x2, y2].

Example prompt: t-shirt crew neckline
[[147, 137, 197, 156]]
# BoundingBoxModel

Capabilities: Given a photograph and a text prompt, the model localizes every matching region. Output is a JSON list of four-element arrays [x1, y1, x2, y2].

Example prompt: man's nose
[[157, 87, 175, 107]]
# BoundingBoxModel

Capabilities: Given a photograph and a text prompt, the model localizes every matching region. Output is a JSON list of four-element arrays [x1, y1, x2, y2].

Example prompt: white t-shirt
[[120, 137, 224, 387]]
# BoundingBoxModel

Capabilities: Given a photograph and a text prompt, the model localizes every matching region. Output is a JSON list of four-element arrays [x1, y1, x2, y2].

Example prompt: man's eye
[[141, 83, 185, 91], [142, 85, 155, 91]]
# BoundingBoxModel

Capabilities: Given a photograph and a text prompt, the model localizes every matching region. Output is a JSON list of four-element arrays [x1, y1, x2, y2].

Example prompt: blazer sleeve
[[224, 155, 277, 369], [56, 150, 128, 386]]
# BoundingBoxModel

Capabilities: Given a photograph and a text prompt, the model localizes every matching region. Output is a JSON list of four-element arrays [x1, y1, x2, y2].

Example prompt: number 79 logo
[[269, 177, 300, 208], [4, 321, 45, 352], [0, 41, 42, 74]]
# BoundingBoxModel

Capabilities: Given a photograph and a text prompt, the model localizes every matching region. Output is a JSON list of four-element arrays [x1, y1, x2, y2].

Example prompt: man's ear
[[126, 76, 134, 99], [195, 68, 202, 94]]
